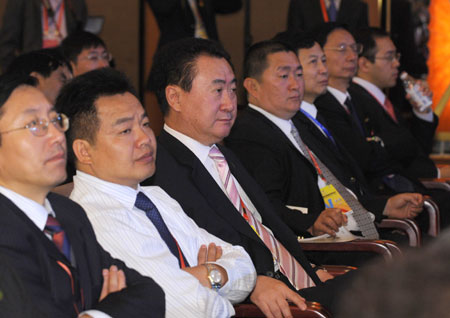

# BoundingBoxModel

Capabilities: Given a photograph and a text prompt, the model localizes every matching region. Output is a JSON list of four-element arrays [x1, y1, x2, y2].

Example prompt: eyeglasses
[[324, 43, 363, 54], [0, 113, 69, 137], [374, 52, 401, 62], [80, 51, 113, 63]]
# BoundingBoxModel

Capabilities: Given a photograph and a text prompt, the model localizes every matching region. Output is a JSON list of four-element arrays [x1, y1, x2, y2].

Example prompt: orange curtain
[[428, 0, 450, 133]]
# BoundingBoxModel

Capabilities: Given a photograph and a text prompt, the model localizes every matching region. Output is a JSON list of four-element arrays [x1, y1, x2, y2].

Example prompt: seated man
[[226, 39, 423, 243], [0, 73, 164, 317], [145, 37, 357, 316], [350, 27, 442, 179], [61, 31, 111, 77], [56, 68, 256, 318], [4, 48, 72, 105]]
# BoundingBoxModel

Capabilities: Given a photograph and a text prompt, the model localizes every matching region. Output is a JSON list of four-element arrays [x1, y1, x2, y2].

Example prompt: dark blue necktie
[[134, 192, 189, 268], [45, 215, 71, 261], [344, 97, 366, 137], [328, 0, 337, 21]]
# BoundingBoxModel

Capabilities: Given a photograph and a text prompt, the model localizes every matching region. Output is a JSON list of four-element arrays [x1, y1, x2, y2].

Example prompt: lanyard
[[42, 0, 64, 39], [300, 109, 336, 145], [319, 0, 330, 22], [305, 147, 327, 184]]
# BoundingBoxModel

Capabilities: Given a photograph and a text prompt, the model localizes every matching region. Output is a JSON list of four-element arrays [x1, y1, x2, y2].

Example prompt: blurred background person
[[0, 0, 87, 72]]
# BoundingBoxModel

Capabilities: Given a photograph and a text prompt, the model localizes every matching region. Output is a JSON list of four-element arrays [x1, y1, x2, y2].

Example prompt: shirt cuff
[[413, 108, 434, 122], [79, 310, 113, 318]]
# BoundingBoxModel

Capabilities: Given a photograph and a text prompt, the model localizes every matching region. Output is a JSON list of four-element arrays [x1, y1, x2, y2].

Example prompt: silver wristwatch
[[205, 263, 222, 291]]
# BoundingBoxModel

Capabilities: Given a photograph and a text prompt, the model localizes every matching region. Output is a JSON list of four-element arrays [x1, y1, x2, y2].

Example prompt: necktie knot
[[45, 215, 63, 233]]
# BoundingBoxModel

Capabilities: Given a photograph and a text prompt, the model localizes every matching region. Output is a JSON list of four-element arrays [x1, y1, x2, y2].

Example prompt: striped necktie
[[290, 123, 379, 239], [209, 145, 315, 290], [45, 214, 71, 261]]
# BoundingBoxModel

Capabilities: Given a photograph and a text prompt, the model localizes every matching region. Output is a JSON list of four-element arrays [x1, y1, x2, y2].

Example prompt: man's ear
[[29, 71, 45, 86], [72, 139, 93, 165], [358, 56, 372, 74], [165, 85, 183, 112], [243, 77, 260, 100]]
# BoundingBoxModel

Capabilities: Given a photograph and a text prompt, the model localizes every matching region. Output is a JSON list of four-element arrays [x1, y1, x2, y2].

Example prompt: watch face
[[210, 269, 222, 284]]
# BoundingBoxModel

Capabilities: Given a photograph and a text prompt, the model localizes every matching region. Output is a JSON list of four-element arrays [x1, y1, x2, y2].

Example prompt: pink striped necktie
[[208, 146, 315, 290]]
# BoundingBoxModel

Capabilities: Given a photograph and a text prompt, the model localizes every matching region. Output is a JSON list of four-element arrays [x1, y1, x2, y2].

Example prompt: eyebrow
[[113, 113, 147, 126], [212, 78, 237, 85]]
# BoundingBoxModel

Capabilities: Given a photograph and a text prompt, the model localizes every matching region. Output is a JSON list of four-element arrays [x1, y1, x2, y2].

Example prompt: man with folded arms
[[56, 68, 256, 318], [0, 73, 164, 317]]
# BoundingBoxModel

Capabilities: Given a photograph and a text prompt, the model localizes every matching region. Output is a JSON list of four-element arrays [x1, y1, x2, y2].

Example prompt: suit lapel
[[159, 131, 266, 246], [48, 194, 94, 309]]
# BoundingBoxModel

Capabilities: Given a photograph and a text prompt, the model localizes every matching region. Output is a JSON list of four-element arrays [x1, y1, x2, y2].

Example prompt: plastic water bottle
[[400, 71, 432, 112]]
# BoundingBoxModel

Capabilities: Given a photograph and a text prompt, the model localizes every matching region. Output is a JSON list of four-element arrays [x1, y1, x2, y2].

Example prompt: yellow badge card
[[320, 184, 351, 212]]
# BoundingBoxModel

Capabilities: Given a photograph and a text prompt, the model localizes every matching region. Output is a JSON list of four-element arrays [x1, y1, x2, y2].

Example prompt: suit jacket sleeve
[[66, 197, 166, 317]]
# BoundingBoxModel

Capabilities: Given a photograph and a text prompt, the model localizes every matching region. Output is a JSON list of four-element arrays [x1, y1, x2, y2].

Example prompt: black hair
[[0, 73, 38, 144], [148, 38, 232, 115], [5, 48, 72, 78], [313, 22, 350, 48], [60, 31, 106, 63], [354, 27, 390, 62], [55, 68, 136, 164], [244, 40, 295, 80], [273, 31, 316, 54]]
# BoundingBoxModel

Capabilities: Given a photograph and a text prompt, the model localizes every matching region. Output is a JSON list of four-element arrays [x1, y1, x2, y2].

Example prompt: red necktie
[[383, 98, 398, 123]]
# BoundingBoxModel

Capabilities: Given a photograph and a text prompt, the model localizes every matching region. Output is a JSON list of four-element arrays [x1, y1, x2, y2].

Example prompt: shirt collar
[[326, 86, 351, 105], [74, 170, 140, 211], [300, 100, 318, 118], [248, 103, 294, 137], [352, 77, 386, 105], [0, 186, 53, 231], [164, 124, 214, 166]]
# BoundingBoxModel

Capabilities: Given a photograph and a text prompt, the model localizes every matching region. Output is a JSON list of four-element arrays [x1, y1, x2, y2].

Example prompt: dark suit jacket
[[348, 82, 438, 179], [0, 0, 87, 71], [226, 107, 386, 226], [146, 0, 242, 48], [287, 0, 368, 32], [314, 91, 409, 190], [0, 192, 165, 318]]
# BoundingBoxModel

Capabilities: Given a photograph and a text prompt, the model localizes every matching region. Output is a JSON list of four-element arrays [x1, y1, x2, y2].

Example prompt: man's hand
[[384, 193, 424, 219], [316, 269, 333, 282], [438, 165, 450, 178], [406, 78, 433, 113], [308, 208, 347, 236], [99, 265, 127, 301], [250, 276, 307, 318], [182, 243, 228, 288]]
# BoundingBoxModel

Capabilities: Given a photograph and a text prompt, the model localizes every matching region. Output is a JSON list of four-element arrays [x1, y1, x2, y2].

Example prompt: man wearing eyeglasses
[[61, 31, 112, 77], [348, 27, 443, 180], [0, 73, 165, 317]]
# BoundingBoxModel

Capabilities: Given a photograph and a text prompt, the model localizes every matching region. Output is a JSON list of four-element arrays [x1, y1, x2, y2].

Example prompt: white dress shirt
[[352, 76, 434, 122], [71, 171, 256, 318], [0, 186, 110, 318]]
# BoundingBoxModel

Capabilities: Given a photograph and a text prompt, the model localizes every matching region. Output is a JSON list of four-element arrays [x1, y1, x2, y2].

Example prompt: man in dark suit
[[287, 0, 368, 32], [313, 24, 450, 229], [349, 27, 443, 180], [145, 37, 356, 316], [0, 73, 165, 317], [0, 0, 87, 71], [146, 0, 242, 49], [226, 38, 423, 243]]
